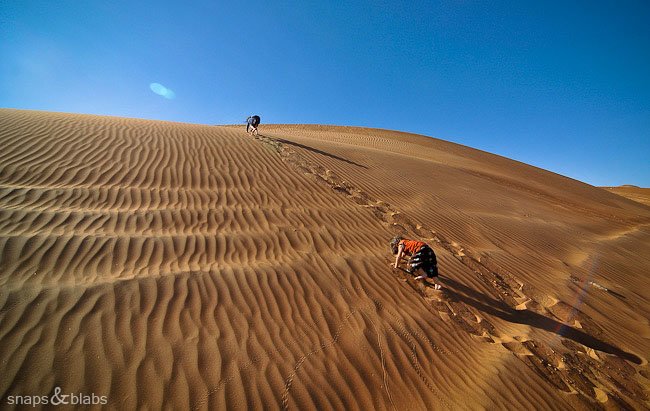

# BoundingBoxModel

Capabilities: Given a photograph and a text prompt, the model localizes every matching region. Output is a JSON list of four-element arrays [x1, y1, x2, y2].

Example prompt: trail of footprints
[[254, 133, 648, 408]]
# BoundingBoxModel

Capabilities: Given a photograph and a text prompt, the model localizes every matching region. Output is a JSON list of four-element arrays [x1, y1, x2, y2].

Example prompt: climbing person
[[390, 236, 442, 289], [246, 115, 260, 135]]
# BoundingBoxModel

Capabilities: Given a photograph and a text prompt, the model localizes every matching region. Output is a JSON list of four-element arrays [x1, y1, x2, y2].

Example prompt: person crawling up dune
[[246, 115, 260, 135], [390, 236, 442, 290]]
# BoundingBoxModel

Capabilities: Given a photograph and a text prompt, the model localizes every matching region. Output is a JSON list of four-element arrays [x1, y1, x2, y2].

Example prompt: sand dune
[[603, 186, 650, 207], [1, 110, 649, 409]]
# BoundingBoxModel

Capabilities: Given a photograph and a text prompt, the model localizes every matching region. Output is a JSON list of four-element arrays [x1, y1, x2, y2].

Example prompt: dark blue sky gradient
[[1, 1, 648, 186]]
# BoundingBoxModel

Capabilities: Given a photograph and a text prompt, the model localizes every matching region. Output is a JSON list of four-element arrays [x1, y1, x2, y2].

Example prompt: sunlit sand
[[1, 109, 648, 409]]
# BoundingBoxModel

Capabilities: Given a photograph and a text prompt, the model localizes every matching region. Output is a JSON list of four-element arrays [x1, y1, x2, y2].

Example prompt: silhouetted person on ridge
[[246, 115, 260, 135]]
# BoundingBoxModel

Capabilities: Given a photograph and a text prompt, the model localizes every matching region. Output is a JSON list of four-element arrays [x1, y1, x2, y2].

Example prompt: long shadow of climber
[[259, 135, 368, 169], [440, 276, 642, 364]]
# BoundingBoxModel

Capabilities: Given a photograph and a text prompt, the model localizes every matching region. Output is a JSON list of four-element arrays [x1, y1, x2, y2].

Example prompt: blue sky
[[1, 1, 648, 187]]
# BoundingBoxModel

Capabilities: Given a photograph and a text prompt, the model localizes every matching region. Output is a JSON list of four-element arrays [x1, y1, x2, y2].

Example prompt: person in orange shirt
[[390, 236, 442, 289]]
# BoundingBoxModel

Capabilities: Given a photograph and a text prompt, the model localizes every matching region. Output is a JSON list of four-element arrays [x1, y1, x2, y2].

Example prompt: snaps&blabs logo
[[6, 386, 108, 407]]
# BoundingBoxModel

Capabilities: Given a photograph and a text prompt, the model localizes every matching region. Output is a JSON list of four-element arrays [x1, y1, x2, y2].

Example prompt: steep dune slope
[[0, 110, 648, 409]]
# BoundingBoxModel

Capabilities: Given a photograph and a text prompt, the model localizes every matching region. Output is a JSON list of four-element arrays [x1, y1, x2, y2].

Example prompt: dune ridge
[[1, 110, 649, 409]]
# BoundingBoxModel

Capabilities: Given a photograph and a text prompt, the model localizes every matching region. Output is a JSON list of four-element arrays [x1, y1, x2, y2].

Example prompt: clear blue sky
[[2, 1, 649, 187]]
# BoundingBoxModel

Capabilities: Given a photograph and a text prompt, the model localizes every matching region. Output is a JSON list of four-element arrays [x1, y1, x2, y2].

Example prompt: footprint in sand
[[514, 297, 532, 310], [501, 340, 534, 357]]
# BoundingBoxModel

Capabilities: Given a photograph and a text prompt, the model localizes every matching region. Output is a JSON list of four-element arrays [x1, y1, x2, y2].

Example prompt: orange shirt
[[399, 239, 425, 255]]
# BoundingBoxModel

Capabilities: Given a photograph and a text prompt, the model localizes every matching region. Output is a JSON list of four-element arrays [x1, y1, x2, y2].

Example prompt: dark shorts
[[409, 245, 438, 278]]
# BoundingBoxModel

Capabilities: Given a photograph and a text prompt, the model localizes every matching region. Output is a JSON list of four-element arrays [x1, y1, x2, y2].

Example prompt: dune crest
[[1, 110, 649, 409]]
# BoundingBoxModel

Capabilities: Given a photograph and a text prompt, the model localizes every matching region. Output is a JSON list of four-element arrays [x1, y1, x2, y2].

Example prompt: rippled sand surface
[[1, 110, 649, 409]]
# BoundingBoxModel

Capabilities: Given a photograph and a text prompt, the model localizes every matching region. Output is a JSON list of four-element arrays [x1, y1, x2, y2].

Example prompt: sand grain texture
[[1, 110, 649, 409]]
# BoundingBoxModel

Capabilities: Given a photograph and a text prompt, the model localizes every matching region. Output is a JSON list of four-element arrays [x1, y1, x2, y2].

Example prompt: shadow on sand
[[259, 135, 368, 169], [437, 276, 643, 365]]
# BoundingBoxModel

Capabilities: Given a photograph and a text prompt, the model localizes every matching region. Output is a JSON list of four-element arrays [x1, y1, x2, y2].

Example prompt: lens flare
[[555, 254, 599, 336], [149, 83, 176, 99]]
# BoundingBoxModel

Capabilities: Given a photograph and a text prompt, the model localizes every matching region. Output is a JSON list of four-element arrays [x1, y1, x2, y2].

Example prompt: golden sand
[[1, 109, 649, 409], [603, 186, 650, 207]]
